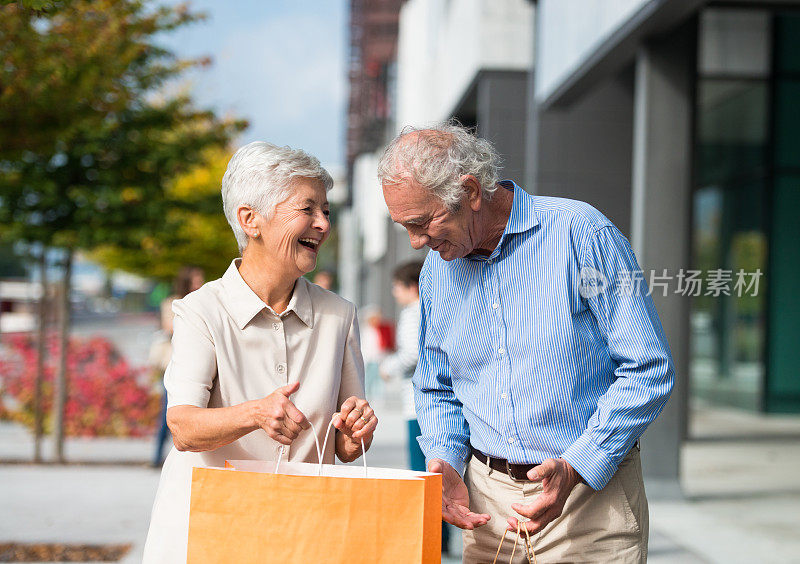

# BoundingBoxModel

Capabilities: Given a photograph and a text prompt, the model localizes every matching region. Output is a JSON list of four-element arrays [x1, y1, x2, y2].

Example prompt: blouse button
[[276, 363, 286, 374]]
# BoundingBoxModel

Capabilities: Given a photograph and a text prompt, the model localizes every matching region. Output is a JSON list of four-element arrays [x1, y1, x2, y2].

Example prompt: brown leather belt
[[471, 447, 540, 482]]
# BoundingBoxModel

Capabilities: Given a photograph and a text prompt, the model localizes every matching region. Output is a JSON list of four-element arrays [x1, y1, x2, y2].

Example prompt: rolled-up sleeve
[[165, 299, 217, 409], [415, 263, 471, 477], [337, 305, 366, 405], [561, 225, 675, 490]]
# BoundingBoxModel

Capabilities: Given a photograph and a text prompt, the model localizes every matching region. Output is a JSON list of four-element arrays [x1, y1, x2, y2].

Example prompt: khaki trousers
[[462, 448, 648, 564]]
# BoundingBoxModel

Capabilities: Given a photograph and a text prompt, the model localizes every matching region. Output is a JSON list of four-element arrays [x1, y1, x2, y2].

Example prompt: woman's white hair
[[221, 141, 333, 253], [377, 121, 501, 210]]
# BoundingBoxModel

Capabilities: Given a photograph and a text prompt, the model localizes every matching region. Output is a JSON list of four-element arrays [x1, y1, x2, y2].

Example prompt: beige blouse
[[143, 259, 365, 563]]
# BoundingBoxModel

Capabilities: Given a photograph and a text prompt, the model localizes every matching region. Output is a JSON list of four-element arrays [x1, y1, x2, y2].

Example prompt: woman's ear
[[237, 206, 260, 240], [459, 175, 483, 212]]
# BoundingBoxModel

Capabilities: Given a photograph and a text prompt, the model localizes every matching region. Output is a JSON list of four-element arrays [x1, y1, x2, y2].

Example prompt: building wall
[[532, 69, 635, 235], [396, 0, 533, 128], [535, 0, 651, 102]]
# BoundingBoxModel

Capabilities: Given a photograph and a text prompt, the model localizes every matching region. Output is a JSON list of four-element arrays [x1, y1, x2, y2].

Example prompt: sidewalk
[[2, 403, 799, 563]]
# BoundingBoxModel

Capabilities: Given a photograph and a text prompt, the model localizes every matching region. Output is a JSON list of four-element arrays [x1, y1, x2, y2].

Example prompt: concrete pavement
[[2, 397, 800, 562]]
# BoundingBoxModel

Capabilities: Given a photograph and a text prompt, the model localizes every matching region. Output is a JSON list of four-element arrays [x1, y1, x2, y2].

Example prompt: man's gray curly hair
[[377, 121, 501, 210]]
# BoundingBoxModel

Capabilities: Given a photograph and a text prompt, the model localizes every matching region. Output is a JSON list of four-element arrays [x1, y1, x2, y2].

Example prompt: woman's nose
[[314, 211, 330, 233]]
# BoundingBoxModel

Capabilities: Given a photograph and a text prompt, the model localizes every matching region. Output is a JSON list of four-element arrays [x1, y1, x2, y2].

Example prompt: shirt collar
[[502, 180, 539, 236], [221, 259, 314, 330], [466, 180, 539, 261]]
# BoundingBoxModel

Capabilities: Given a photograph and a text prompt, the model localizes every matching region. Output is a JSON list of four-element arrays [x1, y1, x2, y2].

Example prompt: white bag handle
[[273, 416, 368, 478]]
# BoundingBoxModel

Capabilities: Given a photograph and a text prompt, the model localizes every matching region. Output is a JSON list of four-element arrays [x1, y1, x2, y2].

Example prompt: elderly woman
[[143, 142, 376, 563]]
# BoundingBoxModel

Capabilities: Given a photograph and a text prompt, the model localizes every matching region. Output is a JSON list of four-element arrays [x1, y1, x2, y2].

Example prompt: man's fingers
[[427, 460, 444, 474], [511, 508, 561, 535], [443, 503, 490, 530], [527, 458, 556, 482], [275, 381, 300, 398], [511, 498, 551, 522]]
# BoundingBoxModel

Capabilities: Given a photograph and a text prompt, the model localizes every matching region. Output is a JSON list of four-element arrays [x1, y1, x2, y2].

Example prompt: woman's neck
[[238, 251, 297, 314]]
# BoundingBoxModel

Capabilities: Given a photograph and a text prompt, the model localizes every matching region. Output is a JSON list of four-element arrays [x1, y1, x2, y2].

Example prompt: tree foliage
[[92, 147, 239, 281], [0, 0, 247, 252]]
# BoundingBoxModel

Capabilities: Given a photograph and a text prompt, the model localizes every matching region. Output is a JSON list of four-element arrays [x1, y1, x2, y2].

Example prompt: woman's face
[[258, 178, 330, 277]]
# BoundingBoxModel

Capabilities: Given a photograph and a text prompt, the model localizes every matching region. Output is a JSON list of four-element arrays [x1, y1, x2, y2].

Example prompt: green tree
[[0, 0, 246, 461], [92, 147, 240, 282]]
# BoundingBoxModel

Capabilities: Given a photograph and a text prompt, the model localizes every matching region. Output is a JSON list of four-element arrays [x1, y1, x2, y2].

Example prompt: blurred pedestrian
[[150, 267, 205, 468], [379, 260, 451, 554], [361, 305, 395, 404], [149, 296, 177, 467], [311, 269, 334, 291], [143, 142, 376, 562], [174, 265, 205, 297]]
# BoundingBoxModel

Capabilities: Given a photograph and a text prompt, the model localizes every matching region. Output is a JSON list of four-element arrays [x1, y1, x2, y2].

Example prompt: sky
[[157, 0, 348, 171]]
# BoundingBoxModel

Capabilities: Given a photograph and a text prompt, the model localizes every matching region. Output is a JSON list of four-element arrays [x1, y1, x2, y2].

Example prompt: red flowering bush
[[0, 333, 161, 437]]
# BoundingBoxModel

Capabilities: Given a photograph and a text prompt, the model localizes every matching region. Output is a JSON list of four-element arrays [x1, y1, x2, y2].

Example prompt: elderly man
[[378, 123, 674, 563]]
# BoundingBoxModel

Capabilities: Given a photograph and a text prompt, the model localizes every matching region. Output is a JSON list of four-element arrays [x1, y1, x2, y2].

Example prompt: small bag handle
[[272, 416, 368, 478], [491, 519, 537, 564]]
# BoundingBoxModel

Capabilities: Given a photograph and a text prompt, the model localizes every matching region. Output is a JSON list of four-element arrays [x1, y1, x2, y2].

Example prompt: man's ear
[[460, 175, 482, 212], [237, 205, 260, 240]]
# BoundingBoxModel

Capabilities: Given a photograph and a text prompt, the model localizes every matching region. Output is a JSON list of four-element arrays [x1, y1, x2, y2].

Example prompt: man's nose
[[408, 230, 429, 250]]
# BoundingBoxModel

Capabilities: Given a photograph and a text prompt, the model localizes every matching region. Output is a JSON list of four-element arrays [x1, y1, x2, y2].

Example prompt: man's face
[[383, 178, 476, 261]]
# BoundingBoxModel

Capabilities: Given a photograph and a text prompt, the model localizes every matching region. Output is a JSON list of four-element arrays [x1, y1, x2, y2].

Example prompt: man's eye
[[323, 210, 331, 217]]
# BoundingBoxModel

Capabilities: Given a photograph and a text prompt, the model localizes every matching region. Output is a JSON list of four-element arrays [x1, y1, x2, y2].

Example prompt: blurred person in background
[[311, 268, 334, 291], [150, 267, 206, 468], [379, 123, 674, 563], [149, 295, 177, 468], [379, 259, 451, 555], [361, 305, 395, 404], [143, 142, 377, 563]]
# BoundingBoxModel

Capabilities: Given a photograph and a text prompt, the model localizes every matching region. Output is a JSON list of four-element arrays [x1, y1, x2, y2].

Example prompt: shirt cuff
[[560, 433, 618, 491], [424, 446, 469, 478]]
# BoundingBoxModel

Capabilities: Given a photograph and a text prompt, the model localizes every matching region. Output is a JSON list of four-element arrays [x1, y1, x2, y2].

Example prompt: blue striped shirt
[[414, 181, 674, 490]]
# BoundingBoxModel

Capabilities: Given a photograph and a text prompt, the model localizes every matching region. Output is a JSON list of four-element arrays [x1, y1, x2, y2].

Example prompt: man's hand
[[428, 459, 490, 530], [507, 458, 583, 534]]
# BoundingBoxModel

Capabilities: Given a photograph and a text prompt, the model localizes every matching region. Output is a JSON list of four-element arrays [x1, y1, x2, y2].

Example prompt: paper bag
[[187, 459, 442, 563]]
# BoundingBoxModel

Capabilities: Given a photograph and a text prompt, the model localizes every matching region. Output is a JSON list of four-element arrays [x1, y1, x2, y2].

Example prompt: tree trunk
[[34, 248, 47, 463], [52, 248, 72, 463]]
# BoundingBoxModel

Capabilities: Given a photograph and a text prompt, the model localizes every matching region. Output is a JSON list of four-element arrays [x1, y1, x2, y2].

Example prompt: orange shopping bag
[[187, 423, 442, 564]]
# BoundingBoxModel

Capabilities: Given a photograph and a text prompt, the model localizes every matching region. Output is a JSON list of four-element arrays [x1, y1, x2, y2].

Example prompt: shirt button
[[508, 437, 515, 444], [492, 302, 499, 310], [487, 260, 493, 264], [501, 393, 508, 399], [276, 363, 286, 374], [498, 348, 505, 355], [272, 323, 280, 331]]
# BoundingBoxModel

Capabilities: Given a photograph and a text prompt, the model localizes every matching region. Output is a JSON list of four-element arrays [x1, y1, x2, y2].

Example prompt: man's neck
[[473, 184, 514, 255]]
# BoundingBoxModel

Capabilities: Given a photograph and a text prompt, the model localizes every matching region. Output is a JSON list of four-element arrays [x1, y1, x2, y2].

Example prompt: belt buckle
[[506, 460, 527, 482]]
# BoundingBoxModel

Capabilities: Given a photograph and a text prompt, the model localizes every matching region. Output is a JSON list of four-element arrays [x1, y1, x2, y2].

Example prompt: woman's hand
[[247, 382, 310, 445], [332, 396, 378, 461]]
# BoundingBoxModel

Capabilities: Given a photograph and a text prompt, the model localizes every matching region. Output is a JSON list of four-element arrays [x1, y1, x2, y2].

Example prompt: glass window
[[699, 10, 771, 77]]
